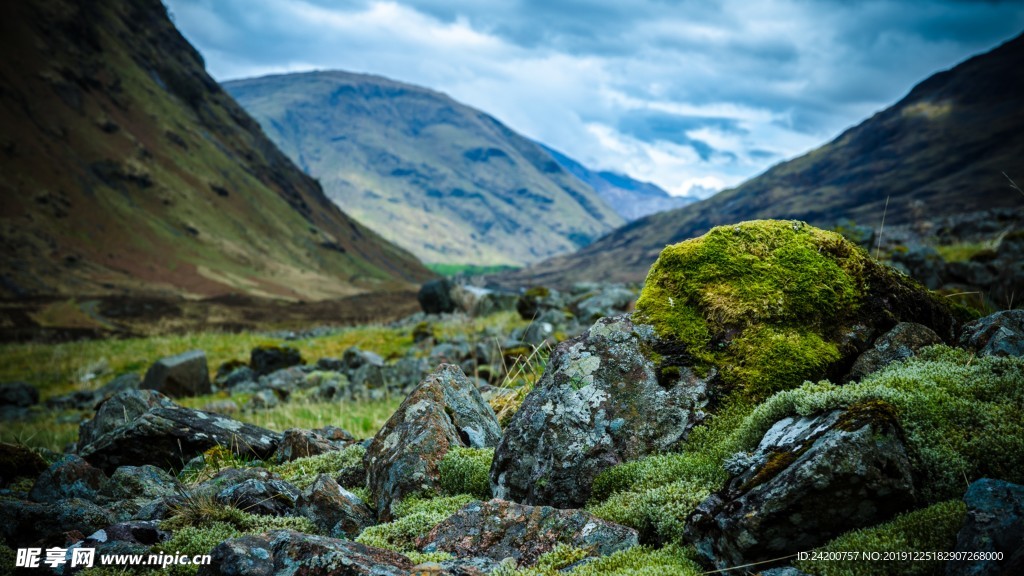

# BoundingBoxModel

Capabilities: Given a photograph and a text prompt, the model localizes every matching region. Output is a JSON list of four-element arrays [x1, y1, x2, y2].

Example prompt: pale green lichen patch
[[635, 220, 951, 399]]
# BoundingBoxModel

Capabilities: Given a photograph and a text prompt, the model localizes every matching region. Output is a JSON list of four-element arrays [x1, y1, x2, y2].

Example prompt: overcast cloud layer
[[165, 0, 1024, 197]]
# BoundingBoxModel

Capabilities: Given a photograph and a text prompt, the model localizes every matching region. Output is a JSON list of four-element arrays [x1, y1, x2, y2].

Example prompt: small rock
[[0, 381, 39, 407], [273, 428, 341, 463], [244, 389, 280, 411], [419, 498, 638, 567], [99, 465, 179, 502], [0, 497, 114, 547], [947, 478, 1024, 576], [216, 478, 300, 516], [250, 345, 303, 377], [141, 350, 211, 398], [30, 454, 108, 502], [418, 278, 456, 314], [295, 474, 375, 538], [960, 310, 1024, 358], [845, 322, 943, 382], [0, 442, 48, 487]]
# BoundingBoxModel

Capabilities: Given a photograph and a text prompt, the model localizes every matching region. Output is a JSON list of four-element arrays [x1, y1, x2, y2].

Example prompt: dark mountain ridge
[[497, 31, 1024, 287], [0, 0, 432, 303]]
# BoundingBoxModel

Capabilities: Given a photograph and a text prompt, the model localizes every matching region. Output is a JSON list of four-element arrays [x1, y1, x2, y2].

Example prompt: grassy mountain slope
[[224, 72, 625, 267], [500, 32, 1024, 287], [541, 144, 697, 221], [0, 0, 432, 302]]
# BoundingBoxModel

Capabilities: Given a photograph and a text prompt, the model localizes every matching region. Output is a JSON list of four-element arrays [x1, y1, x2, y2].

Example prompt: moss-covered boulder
[[634, 220, 958, 399]]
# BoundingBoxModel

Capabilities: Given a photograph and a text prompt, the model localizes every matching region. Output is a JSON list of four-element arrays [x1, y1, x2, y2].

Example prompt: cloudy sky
[[165, 0, 1024, 198]]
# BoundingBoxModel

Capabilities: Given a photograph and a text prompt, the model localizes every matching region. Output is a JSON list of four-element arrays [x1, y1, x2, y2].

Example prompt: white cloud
[[166, 0, 1024, 199]]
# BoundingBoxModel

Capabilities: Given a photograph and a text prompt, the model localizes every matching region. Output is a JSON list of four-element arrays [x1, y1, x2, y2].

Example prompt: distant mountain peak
[[225, 71, 624, 267]]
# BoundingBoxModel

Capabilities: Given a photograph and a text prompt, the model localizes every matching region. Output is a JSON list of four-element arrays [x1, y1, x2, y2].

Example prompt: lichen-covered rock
[[365, 364, 501, 521], [959, 310, 1024, 358], [141, 349, 211, 398], [250, 345, 303, 376], [199, 529, 412, 576], [492, 314, 713, 508], [419, 498, 638, 567], [845, 322, 943, 382], [634, 220, 958, 399], [947, 478, 1024, 576], [217, 477, 300, 516], [685, 405, 916, 571], [450, 284, 516, 317], [296, 474, 375, 538], [99, 465, 179, 501], [0, 497, 114, 547], [30, 454, 108, 502], [516, 286, 564, 320], [97, 465, 181, 521], [78, 390, 281, 473]]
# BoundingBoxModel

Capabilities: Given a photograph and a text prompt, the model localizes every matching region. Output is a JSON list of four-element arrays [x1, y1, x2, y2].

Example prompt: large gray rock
[[845, 322, 943, 382], [141, 350, 211, 398], [29, 454, 108, 502], [365, 364, 501, 521], [295, 474, 375, 538], [960, 310, 1024, 358], [78, 390, 281, 473], [491, 314, 713, 508], [419, 498, 638, 567], [685, 405, 916, 571], [947, 478, 1024, 576], [198, 530, 411, 576]]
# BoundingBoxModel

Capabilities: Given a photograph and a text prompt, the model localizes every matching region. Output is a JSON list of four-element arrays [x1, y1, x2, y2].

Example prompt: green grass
[[425, 263, 520, 276], [934, 241, 992, 263]]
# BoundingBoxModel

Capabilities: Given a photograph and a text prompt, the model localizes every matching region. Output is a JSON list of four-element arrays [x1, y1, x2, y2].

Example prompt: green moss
[[0, 542, 15, 576], [635, 220, 949, 400], [406, 551, 454, 564], [588, 479, 711, 544], [355, 494, 475, 553], [438, 447, 493, 499], [269, 444, 365, 489], [725, 346, 1024, 503], [567, 544, 702, 576], [155, 521, 241, 576], [794, 500, 967, 576], [162, 497, 317, 534]]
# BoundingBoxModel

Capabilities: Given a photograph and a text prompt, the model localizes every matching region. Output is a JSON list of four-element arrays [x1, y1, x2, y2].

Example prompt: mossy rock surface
[[635, 220, 957, 399]]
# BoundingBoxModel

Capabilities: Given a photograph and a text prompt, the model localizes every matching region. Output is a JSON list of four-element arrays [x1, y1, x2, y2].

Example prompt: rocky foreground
[[2, 220, 1023, 576]]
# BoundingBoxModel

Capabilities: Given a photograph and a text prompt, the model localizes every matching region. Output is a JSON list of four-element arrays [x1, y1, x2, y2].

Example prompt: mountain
[[540, 144, 698, 220], [0, 0, 432, 302], [498, 32, 1024, 288], [224, 72, 625, 268]]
